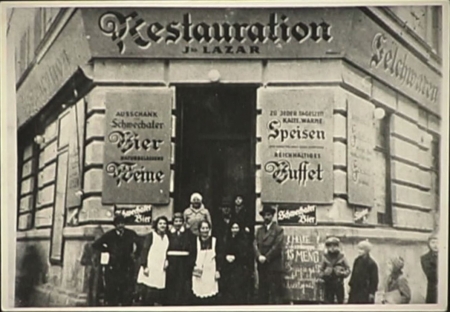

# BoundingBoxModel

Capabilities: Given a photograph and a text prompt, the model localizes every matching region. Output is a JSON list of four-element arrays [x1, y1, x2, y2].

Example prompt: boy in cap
[[421, 233, 438, 303], [92, 214, 141, 306], [348, 240, 379, 303], [254, 205, 285, 304], [319, 236, 351, 304], [166, 213, 191, 305], [382, 256, 411, 304]]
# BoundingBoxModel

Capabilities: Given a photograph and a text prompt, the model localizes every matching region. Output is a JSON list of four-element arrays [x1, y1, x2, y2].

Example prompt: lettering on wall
[[115, 205, 152, 224], [102, 89, 172, 204], [277, 205, 317, 225], [370, 33, 439, 104], [259, 89, 334, 204]]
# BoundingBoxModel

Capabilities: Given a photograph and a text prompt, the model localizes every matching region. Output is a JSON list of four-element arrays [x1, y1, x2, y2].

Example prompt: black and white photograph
[[0, 1, 448, 311]]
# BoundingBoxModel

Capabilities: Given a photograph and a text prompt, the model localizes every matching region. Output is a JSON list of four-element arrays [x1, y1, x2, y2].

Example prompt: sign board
[[277, 204, 317, 225], [347, 97, 375, 207], [115, 205, 152, 225], [259, 88, 334, 204], [102, 89, 172, 204], [283, 228, 324, 302]]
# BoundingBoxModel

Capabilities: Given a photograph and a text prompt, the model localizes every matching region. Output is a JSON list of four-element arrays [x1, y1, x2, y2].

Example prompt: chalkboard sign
[[283, 229, 324, 302]]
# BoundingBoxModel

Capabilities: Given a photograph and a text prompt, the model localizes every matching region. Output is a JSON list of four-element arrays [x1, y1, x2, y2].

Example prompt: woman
[[382, 256, 411, 304], [137, 216, 170, 306], [183, 193, 212, 237], [188, 220, 223, 305], [221, 222, 252, 305]]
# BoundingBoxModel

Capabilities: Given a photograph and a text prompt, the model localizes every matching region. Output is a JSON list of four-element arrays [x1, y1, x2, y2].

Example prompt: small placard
[[277, 204, 317, 225], [115, 205, 153, 225]]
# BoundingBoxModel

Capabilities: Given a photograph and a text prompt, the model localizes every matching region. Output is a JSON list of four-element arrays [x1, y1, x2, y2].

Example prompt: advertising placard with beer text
[[347, 97, 375, 207], [102, 89, 172, 204], [259, 88, 333, 204]]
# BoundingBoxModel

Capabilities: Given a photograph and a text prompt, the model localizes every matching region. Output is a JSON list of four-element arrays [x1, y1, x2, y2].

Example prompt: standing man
[[92, 214, 141, 306], [348, 240, 379, 304], [421, 233, 438, 303], [254, 205, 285, 304]]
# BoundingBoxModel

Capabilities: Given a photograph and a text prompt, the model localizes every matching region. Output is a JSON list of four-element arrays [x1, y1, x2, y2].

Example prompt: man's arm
[[92, 231, 110, 252], [369, 261, 379, 294], [264, 227, 284, 262], [253, 230, 261, 259]]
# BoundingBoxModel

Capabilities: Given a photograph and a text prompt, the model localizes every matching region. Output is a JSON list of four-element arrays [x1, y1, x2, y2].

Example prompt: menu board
[[102, 89, 172, 204], [283, 228, 324, 302], [259, 88, 334, 204], [347, 97, 375, 207]]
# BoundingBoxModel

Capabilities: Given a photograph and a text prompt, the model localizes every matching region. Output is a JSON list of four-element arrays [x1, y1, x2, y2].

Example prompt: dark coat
[[92, 228, 140, 269], [348, 254, 379, 303], [254, 222, 285, 272], [421, 251, 438, 303], [319, 251, 351, 283]]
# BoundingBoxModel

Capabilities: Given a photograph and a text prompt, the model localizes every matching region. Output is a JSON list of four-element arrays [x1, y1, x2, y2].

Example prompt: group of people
[[318, 233, 439, 305], [89, 191, 439, 306], [91, 193, 285, 306]]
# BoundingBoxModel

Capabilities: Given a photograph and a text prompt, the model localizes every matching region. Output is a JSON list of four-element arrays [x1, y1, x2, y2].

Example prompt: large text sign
[[102, 89, 172, 204], [259, 88, 333, 204], [347, 97, 375, 207]]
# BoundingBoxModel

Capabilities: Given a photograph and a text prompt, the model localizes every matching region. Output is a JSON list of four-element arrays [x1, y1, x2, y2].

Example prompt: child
[[348, 240, 379, 303], [382, 256, 411, 304], [319, 236, 351, 304], [166, 213, 191, 305]]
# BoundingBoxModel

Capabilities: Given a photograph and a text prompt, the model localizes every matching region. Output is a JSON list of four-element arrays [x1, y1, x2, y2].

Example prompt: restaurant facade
[[11, 6, 443, 306]]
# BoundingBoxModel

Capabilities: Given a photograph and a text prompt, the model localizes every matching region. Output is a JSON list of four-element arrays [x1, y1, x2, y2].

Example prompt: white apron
[[137, 233, 169, 289], [192, 237, 219, 298]]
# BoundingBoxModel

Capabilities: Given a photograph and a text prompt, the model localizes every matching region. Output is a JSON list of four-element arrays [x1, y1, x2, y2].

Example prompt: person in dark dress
[[92, 214, 141, 306], [233, 195, 251, 234], [254, 205, 285, 304], [318, 236, 351, 304], [221, 221, 253, 305], [348, 240, 379, 304], [421, 233, 438, 303], [166, 213, 191, 306]]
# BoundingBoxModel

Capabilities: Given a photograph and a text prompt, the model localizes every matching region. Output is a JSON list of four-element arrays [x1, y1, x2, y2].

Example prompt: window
[[373, 111, 392, 225]]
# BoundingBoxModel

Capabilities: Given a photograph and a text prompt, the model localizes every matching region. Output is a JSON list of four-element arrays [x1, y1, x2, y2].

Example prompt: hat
[[259, 205, 276, 216], [357, 240, 372, 253], [173, 212, 184, 221], [190, 193, 203, 203], [390, 256, 404, 271], [325, 236, 340, 246], [113, 214, 126, 225]]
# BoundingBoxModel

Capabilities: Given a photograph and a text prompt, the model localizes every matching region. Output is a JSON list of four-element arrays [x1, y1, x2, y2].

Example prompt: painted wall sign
[[81, 8, 355, 59], [102, 89, 172, 204], [345, 10, 441, 114], [16, 11, 92, 128], [347, 97, 375, 207], [259, 88, 334, 204], [277, 204, 317, 225], [283, 227, 324, 302], [115, 205, 152, 224]]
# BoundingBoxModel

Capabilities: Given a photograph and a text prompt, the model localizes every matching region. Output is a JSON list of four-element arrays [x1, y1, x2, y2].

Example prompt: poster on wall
[[259, 88, 334, 204], [102, 89, 172, 204], [347, 97, 375, 207]]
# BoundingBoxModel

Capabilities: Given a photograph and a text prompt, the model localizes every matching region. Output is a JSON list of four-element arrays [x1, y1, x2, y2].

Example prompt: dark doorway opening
[[175, 85, 257, 232]]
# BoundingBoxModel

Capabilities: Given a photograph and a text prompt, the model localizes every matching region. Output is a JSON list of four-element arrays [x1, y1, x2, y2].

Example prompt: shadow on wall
[[15, 244, 49, 307]]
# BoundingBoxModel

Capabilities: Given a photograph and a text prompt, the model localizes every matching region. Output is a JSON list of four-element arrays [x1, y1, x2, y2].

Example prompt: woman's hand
[[215, 271, 221, 280], [143, 267, 149, 277], [226, 255, 235, 263], [164, 260, 169, 270]]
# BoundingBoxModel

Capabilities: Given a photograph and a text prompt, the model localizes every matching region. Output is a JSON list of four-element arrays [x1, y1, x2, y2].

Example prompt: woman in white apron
[[137, 216, 169, 306], [189, 220, 223, 305]]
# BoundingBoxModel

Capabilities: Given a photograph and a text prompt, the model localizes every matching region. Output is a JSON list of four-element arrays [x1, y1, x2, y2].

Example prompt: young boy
[[319, 236, 351, 304], [166, 213, 191, 305], [348, 240, 379, 303]]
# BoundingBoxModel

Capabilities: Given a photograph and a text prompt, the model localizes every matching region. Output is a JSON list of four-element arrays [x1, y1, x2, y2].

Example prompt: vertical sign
[[102, 89, 172, 204], [347, 98, 375, 207], [259, 88, 333, 204]]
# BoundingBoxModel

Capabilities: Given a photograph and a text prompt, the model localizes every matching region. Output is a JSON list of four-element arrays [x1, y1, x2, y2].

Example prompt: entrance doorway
[[175, 85, 256, 231]]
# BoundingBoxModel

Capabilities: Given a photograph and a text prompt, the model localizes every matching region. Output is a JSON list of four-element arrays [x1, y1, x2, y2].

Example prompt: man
[[233, 195, 251, 234], [318, 236, 351, 304], [214, 199, 233, 245], [92, 214, 140, 306], [348, 240, 379, 304], [254, 205, 285, 304], [421, 233, 438, 303], [166, 213, 191, 306], [183, 192, 212, 237]]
